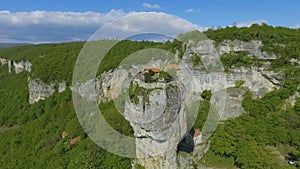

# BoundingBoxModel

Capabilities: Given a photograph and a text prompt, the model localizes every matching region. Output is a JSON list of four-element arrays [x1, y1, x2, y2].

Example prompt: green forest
[[0, 24, 299, 168]]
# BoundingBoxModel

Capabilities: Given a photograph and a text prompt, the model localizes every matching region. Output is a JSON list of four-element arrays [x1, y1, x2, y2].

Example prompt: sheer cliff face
[[217, 40, 277, 60], [124, 79, 187, 169], [28, 78, 56, 104], [0, 58, 32, 74]]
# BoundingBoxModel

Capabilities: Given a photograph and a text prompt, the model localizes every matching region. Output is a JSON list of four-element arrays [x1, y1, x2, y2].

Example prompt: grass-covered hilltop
[[0, 24, 300, 169]]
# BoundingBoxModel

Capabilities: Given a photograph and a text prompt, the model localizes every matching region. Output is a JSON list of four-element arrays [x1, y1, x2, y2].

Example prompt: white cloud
[[0, 9, 125, 27], [90, 12, 200, 40], [142, 3, 161, 9], [292, 24, 300, 29], [234, 20, 267, 28], [0, 10, 200, 43], [185, 8, 200, 13]]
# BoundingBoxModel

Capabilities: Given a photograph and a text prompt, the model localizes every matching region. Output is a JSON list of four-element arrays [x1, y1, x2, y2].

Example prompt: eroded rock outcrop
[[0, 58, 7, 65], [71, 78, 101, 102], [184, 40, 279, 99], [222, 87, 247, 120], [98, 69, 128, 102], [28, 78, 68, 104], [218, 40, 277, 60], [290, 58, 300, 65], [260, 70, 283, 86], [28, 78, 55, 104], [227, 68, 278, 98], [13, 60, 32, 73], [58, 82, 67, 93], [71, 69, 128, 103], [125, 77, 187, 169], [180, 39, 281, 126], [0, 58, 32, 74], [8, 60, 12, 73]]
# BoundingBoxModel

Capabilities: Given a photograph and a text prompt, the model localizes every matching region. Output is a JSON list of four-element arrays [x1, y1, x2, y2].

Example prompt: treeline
[[205, 23, 300, 48]]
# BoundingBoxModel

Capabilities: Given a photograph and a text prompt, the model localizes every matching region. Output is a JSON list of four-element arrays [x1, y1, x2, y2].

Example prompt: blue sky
[[0, 0, 299, 43]]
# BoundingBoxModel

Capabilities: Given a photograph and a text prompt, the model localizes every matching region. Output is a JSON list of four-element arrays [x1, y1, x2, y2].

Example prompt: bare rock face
[[71, 78, 102, 102], [98, 69, 128, 103], [8, 60, 12, 73], [217, 40, 277, 60], [58, 82, 67, 93], [125, 78, 187, 169], [28, 78, 55, 104], [71, 69, 128, 103], [181, 39, 281, 122], [221, 87, 247, 120], [13, 61, 32, 73], [260, 70, 283, 86], [290, 92, 300, 107], [227, 68, 278, 98], [184, 40, 278, 99], [290, 58, 300, 65], [28, 79, 67, 104], [0, 58, 7, 65], [0, 58, 32, 74]]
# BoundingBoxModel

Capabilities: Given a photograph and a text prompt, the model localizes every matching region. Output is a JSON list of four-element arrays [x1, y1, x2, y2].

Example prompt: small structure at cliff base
[[177, 128, 202, 154]]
